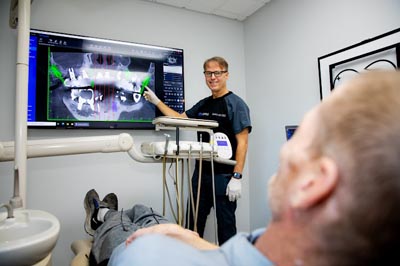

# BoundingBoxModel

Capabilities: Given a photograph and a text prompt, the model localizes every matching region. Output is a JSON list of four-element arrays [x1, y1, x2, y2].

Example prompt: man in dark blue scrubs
[[144, 56, 252, 244]]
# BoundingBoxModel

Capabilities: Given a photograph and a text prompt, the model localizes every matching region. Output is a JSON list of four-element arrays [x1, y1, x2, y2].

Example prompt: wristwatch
[[232, 172, 242, 179]]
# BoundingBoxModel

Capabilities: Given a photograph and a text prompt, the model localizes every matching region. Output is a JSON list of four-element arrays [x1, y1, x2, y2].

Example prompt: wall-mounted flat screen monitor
[[28, 29, 184, 129]]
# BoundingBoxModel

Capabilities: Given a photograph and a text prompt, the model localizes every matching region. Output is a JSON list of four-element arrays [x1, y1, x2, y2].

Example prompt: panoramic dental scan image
[[48, 52, 156, 123]]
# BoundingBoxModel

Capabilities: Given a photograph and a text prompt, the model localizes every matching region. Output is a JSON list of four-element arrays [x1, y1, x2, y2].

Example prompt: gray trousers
[[91, 204, 170, 264]]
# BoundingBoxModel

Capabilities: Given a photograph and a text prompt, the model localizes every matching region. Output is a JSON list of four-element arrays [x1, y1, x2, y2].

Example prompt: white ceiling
[[140, 0, 271, 21]]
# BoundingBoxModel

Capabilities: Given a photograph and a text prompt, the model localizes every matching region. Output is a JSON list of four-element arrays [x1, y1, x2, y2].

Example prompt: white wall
[[244, 0, 400, 229], [0, 0, 248, 265]]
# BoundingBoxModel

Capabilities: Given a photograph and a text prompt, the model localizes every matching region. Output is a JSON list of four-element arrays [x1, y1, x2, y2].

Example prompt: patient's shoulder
[[108, 234, 226, 266]]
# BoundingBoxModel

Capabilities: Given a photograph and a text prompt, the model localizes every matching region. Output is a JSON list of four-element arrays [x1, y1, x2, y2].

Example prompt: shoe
[[103, 193, 118, 211], [84, 189, 102, 236]]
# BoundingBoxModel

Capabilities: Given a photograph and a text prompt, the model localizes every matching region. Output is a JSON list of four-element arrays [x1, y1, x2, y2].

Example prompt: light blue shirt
[[109, 229, 274, 266]]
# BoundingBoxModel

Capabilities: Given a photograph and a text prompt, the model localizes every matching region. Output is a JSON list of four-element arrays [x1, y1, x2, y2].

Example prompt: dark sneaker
[[103, 193, 118, 211], [84, 189, 102, 236]]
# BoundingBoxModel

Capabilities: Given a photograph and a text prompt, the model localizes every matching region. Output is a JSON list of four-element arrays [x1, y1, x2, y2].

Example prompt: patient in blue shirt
[[84, 71, 400, 266], [110, 229, 270, 266]]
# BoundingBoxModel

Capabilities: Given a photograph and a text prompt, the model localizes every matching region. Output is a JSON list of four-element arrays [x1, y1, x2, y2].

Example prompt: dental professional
[[85, 71, 400, 266], [144, 56, 252, 244]]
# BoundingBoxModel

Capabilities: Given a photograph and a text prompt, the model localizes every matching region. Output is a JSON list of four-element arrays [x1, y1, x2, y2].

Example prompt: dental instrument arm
[[0, 133, 238, 164], [0, 133, 159, 163], [125, 224, 219, 250]]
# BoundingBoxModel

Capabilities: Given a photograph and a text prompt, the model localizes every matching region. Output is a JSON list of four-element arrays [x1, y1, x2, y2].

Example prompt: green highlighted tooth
[[49, 65, 65, 83], [140, 76, 151, 95]]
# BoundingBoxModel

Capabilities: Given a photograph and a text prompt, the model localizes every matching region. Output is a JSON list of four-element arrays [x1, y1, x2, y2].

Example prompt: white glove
[[226, 178, 242, 202], [143, 87, 161, 105]]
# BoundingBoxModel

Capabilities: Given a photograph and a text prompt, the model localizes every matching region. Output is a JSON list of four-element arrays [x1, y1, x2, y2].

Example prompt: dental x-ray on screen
[[28, 29, 185, 129]]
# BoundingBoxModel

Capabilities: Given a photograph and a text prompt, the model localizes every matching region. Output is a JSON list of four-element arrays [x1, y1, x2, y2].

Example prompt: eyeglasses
[[203, 70, 227, 78]]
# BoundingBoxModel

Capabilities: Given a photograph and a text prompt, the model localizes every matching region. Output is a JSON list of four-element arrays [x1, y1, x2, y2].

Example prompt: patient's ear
[[290, 157, 338, 209]]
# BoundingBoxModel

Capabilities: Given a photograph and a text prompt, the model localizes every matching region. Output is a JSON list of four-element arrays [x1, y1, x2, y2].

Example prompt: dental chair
[[70, 239, 92, 266]]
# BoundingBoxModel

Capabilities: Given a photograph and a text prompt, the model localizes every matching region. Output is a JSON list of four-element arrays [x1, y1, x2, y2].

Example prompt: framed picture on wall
[[318, 28, 400, 100]]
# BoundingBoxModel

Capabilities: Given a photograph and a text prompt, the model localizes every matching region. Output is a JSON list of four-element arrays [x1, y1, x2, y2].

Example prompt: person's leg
[[91, 209, 140, 264], [215, 195, 237, 245], [92, 206, 171, 264], [125, 204, 170, 227], [84, 189, 135, 265]]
